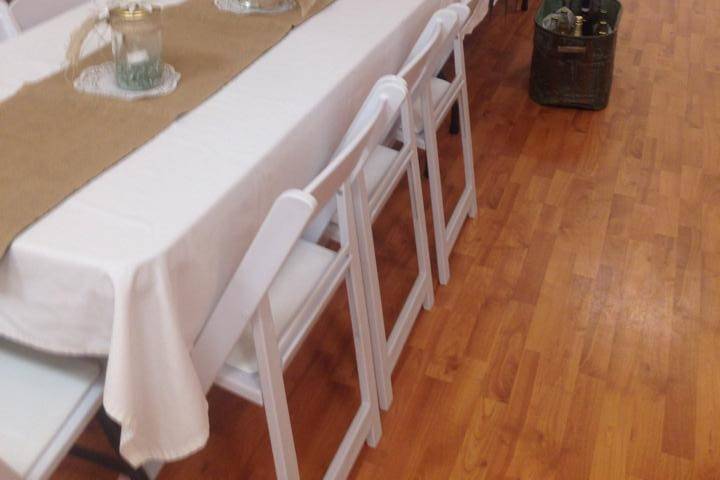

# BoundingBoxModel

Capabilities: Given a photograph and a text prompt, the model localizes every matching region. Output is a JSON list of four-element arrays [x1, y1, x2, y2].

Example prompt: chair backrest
[[0, 2, 20, 41], [191, 76, 408, 391], [461, 0, 487, 36], [309, 75, 408, 204], [9, 0, 87, 31], [301, 75, 409, 241], [430, 6, 468, 75], [446, 3, 472, 34], [397, 15, 442, 97], [366, 75, 411, 145], [400, 8, 464, 94], [306, 88, 388, 208]]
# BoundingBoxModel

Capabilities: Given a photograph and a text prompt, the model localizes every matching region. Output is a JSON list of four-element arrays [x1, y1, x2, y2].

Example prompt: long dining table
[[0, 0, 477, 469]]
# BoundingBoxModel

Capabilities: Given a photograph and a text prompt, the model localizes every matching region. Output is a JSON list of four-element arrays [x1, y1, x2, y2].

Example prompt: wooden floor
[[56, 0, 720, 477]]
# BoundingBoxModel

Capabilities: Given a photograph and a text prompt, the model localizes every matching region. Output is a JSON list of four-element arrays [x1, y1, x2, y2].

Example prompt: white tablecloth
[[0, 0, 460, 467]]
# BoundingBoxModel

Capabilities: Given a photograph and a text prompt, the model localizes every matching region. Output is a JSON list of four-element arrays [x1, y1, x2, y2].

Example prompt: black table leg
[[449, 102, 460, 135], [437, 70, 461, 135], [97, 409, 150, 480], [68, 408, 150, 480]]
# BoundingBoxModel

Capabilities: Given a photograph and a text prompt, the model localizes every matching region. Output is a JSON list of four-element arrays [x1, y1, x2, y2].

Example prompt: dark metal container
[[529, 0, 622, 110]]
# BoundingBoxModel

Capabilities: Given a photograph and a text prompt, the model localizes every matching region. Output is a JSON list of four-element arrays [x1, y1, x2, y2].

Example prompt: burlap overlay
[[0, 0, 332, 257]]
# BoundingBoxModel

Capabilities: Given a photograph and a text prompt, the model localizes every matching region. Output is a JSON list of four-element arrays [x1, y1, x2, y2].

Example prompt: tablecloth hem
[[104, 400, 210, 468], [0, 330, 109, 358]]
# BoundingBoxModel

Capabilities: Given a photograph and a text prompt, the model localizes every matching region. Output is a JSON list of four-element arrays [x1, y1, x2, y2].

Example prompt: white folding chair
[[325, 8, 477, 411], [340, 15, 447, 411], [0, 2, 20, 40], [416, 4, 478, 286], [0, 338, 103, 480], [7, 0, 87, 32], [191, 77, 409, 480]]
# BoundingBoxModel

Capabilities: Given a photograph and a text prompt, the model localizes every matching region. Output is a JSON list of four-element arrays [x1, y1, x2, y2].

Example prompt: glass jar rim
[[109, 5, 160, 22]]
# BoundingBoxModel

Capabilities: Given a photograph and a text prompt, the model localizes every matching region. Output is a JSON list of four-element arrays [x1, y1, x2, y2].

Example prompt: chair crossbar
[[323, 401, 374, 480], [444, 186, 475, 254], [386, 271, 431, 371], [215, 366, 264, 405], [434, 80, 464, 124]]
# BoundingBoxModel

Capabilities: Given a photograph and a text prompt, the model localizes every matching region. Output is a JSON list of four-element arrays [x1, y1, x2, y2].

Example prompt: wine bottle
[[594, 8, 610, 35], [580, 0, 593, 35], [574, 16, 584, 36]]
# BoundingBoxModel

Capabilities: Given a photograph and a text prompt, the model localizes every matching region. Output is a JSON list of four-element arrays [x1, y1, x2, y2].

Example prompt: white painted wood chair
[[191, 76, 410, 480], [416, 4, 478, 286], [6, 0, 87, 32], [324, 7, 479, 412], [341, 13, 447, 411], [0, 338, 104, 480]]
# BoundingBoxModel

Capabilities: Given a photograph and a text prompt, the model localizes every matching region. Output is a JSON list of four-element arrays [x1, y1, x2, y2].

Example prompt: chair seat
[[413, 77, 452, 133], [0, 339, 101, 479], [363, 145, 400, 198], [225, 240, 336, 374]]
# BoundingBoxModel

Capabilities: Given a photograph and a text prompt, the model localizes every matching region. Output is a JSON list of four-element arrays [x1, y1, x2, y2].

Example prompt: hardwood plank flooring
[[55, 0, 720, 477]]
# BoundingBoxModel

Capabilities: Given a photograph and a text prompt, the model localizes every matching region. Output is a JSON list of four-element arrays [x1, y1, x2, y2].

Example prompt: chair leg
[[91, 409, 150, 480], [345, 267, 383, 447], [340, 186, 383, 446], [421, 94, 452, 286], [407, 150, 435, 310], [458, 82, 478, 219], [351, 177, 394, 411], [253, 297, 301, 480], [69, 446, 149, 480], [347, 256, 385, 442]]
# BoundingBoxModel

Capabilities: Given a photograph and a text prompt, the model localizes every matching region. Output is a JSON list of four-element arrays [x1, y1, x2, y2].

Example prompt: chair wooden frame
[[190, 77, 409, 480]]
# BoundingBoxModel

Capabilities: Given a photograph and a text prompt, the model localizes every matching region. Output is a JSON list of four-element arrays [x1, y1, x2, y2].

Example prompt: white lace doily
[[215, 0, 296, 14], [74, 62, 181, 101]]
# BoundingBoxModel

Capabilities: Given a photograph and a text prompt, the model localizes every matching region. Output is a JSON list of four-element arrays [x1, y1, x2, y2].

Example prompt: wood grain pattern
[[54, 0, 720, 477]]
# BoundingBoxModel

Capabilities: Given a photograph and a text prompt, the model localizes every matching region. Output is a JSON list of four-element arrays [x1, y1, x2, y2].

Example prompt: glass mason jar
[[231, 0, 296, 14], [109, 6, 163, 91]]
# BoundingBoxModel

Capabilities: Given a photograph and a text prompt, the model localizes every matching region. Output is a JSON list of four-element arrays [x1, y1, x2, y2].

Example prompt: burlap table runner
[[0, 0, 332, 257]]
